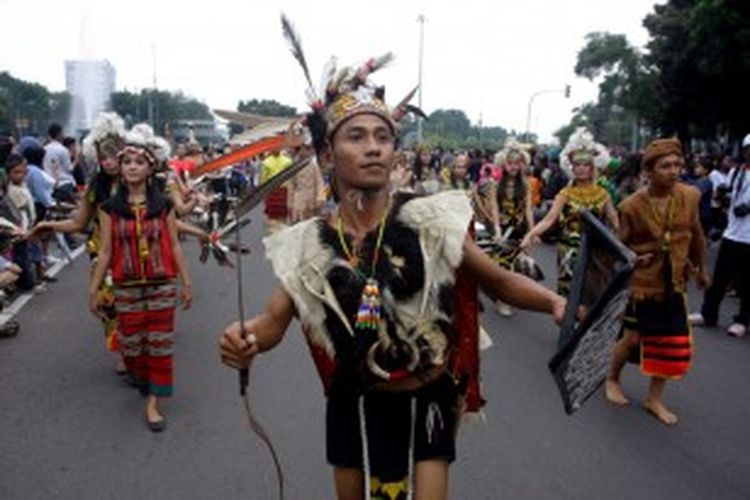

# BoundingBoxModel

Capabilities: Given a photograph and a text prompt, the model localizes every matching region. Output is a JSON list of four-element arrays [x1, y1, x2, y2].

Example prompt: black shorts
[[326, 373, 459, 483], [622, 294, 688, 335]]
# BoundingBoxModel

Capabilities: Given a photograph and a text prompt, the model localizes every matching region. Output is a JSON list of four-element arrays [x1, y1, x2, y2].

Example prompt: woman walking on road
[[521, 128, 619, 296], [89, 124, 192, 432], [33, 113, 127, 370]]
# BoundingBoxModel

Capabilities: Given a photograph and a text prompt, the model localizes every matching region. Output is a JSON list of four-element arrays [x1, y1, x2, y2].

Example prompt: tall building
[[65, 59, 116, 134]]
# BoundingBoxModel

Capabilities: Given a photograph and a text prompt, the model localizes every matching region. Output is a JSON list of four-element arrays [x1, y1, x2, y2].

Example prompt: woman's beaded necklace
[[336, 209, 388, 330]]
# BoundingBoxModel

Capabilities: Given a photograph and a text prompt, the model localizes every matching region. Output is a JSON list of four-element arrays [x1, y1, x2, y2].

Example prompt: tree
[[111, 89, 212, 134], [644, 0, 750, 144], [562, 2, 750, 148], [0, 72, 71, 136], [570, 32, 661, 148], [554, 105, 595, 146], [401, 109, 510, 150], [236, 99, 297, 117]]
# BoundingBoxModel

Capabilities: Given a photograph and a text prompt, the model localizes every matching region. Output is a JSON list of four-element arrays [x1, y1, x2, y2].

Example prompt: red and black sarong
[[624, 293, 692, 379], [114, 282, 177, 396]]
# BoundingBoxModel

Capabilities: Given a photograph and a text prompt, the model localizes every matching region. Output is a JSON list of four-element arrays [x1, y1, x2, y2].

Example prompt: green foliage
[[228, 99, 297, 134], [237, 98, 297, 117], [400, 108, 510, 150], [0, 72, 71, 135], [575, 33, 638, 80], [111, 89, 212, 134], [644, 0, 750, 142], [568, 32, 660, 148], [560, 2, 750, 147]]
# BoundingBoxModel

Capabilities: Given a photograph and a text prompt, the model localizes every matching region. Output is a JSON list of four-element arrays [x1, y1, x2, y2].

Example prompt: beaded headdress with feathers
[[119, 123, 171, 166], [494, 137, 531, 166], [560, 127, 610, 176], [82, 112, 126, 162], [281, 14, 424, 152]]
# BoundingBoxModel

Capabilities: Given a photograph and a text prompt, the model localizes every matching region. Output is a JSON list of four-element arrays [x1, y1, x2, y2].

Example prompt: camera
[[734, 203, 750, 218]]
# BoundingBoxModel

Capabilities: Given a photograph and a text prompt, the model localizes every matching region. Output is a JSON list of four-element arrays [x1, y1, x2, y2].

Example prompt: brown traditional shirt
[[618, 183, 706, 299]]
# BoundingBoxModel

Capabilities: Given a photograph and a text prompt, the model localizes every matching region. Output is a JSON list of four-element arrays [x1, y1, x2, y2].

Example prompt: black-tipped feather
[[281, 14, 314, 91]]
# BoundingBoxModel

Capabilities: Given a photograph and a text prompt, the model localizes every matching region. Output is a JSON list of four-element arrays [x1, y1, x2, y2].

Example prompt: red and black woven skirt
[[624, 293, 692, 379]]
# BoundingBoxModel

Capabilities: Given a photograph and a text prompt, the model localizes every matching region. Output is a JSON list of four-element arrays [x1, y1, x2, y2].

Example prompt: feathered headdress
[[82, 112, 126, 162], [280, 14, 424, 152], [120, 123, 171, 166], [560, 127, 610, 176], [494, 137, 531, 166]]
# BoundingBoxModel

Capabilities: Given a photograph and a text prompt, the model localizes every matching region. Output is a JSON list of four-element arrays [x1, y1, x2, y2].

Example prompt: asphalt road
[[1, 218, 749, 500]]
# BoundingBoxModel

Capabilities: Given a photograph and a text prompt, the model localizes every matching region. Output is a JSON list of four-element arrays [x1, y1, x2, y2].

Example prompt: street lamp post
[[525, 85, 570, 143], [417, 14, 426, 144], [148, 43, 158, 129], [478, 112, 483, 147]]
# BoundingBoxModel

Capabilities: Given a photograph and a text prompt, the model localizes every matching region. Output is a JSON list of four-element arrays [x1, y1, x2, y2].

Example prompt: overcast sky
[[1, 0, 662, 143]]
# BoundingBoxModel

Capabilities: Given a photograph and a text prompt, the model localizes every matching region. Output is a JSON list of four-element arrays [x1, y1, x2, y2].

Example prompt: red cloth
[[169, 158, 196, 180], [304, 326, 336, 395], [110, 208, 177, 284], [115, 284, 177, 397], [449, 264, 484, 412]]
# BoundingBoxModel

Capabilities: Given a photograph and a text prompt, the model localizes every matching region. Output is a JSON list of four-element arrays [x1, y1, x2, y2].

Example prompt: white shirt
[[723, 166, 750, 244], [43, 140, 74, 187], [7, 183, 36, 231], [709, 169, 729, 208]]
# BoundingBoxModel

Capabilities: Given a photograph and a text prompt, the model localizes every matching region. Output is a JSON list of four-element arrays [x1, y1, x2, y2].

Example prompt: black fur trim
[[316, 198, 456, 386]]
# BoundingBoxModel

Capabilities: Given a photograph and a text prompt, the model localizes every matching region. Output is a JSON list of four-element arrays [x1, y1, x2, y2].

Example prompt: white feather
[[82, 112, 126, 162]]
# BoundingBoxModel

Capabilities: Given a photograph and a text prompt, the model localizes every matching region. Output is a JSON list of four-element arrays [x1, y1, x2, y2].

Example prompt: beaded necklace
[[336, 209, 388, 330]]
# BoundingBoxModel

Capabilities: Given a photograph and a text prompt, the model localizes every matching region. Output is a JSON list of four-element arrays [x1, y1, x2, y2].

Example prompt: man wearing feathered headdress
[[219, 15, 566, 499]]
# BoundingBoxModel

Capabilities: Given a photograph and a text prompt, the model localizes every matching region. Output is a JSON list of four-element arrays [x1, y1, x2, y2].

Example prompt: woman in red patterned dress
[[89, 124, 192, 432]]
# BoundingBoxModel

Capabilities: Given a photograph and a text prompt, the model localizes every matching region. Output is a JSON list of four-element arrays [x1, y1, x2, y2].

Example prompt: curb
[[0, 245, 86, 326]]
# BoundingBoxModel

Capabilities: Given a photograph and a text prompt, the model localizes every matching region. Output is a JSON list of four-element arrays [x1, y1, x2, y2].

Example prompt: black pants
[[701, 238, 750, 326], [12, 240, 35, 291]]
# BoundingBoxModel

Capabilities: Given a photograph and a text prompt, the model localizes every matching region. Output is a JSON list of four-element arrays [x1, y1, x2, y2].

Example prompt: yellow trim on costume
[[370, 476, 410, 500]]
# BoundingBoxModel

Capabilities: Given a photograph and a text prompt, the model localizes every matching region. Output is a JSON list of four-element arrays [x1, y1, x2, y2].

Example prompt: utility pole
[[148, 43, 157, 128], [417, 14, 426, 144], [479, 112, 484, 147]]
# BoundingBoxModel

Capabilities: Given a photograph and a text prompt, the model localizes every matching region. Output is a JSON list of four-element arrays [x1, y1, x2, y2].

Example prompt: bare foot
[[643, 398, 678, 426], [145, 398, 164, 424], [145, 403, 166, 432], [604, 379, 629, 406]]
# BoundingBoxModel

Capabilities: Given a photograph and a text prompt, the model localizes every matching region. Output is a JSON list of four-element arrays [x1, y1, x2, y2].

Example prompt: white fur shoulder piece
[[263, 218, 338, 356], [397, 190, 473, 270], [263, 219, 317, 284]]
